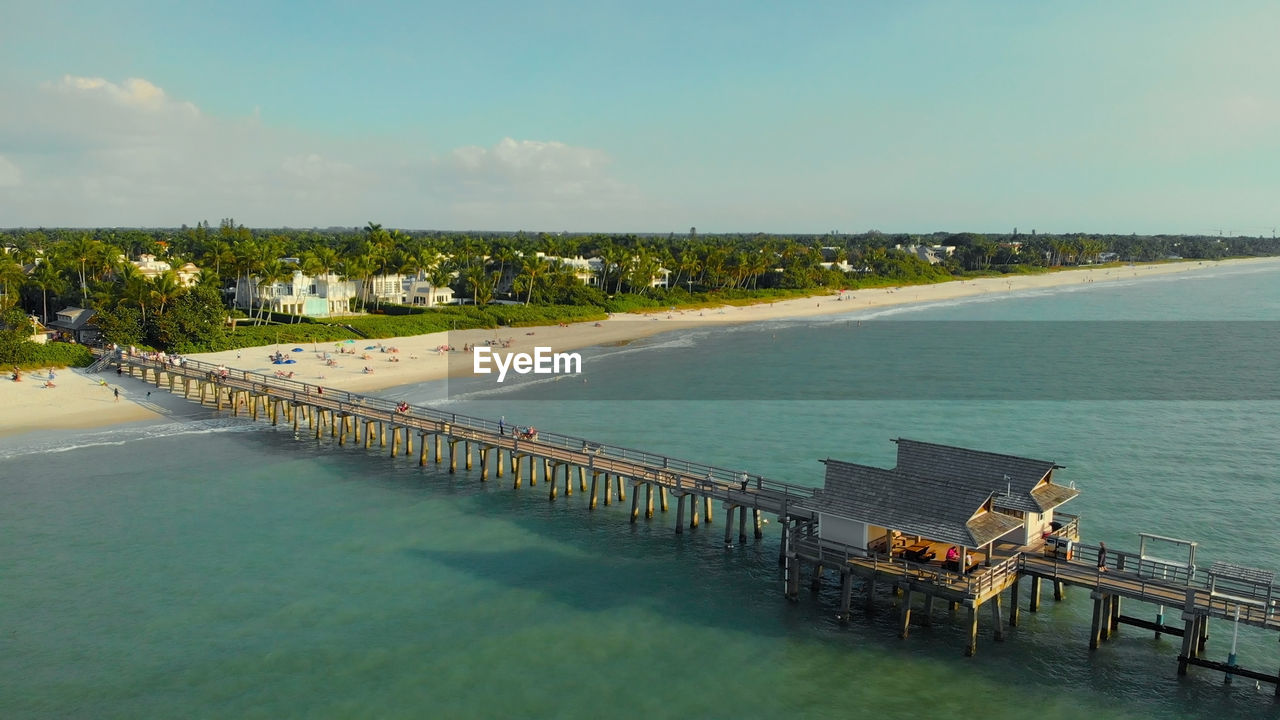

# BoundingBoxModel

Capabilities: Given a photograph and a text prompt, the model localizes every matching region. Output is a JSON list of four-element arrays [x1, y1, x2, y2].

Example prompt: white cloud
[[56, 74, 195, 114], [0, 154, 20, 187], [0, 76, 643, 229]]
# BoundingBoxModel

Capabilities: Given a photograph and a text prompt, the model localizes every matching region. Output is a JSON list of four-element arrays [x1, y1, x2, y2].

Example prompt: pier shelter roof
[[892, 438, 1078, 514], [807, 459, 1023, 548]]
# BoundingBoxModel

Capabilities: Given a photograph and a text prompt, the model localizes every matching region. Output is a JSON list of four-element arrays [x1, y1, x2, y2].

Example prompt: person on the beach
[[113, 387, 119, 402]]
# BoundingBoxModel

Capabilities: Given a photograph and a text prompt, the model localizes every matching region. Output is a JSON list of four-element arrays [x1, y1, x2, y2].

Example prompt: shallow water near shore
[[4, 262, 1280, 719]]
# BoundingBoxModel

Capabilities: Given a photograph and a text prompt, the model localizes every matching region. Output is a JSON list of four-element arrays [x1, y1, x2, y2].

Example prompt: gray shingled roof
[[47, 306, 96, 330], [801, 459, 1023, 548], [893, 438, 1070, 513]]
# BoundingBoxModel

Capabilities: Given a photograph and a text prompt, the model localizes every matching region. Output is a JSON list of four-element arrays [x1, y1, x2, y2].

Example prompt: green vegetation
[[1, 221, 1277, 356]]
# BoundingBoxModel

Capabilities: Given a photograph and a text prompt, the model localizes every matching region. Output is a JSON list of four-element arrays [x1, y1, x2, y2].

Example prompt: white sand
[[2, 257, 1273, 438]]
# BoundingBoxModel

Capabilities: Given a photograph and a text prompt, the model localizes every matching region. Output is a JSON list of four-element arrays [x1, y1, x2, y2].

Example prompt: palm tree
[[29, 259, 66, 323], [254, 258, 290, 323], [0, 254, 24, 308], [515, 254, 550, 305], [200, 239, 234, 281], [148, 271, 182, 316], [462, 264, 490, 306], [65, 233, 100, 304]]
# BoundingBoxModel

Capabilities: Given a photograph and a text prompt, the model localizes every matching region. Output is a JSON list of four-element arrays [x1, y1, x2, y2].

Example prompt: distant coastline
[[3, 256, 1277, 438]]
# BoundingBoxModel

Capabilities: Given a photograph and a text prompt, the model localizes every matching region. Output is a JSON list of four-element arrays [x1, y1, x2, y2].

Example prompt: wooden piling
[[839, 571, 853, 622], [675, 493, 685, 535], [588, 471, 598, 509], [964, 605, 979, 657], [1090, 592, 1105, 650], [899, 587, 914, 638], [991, 595, 1004, 641], [1009, 578, 1020, 627], [1029, 576, 1041, 612], [645, 483, 653, 519]]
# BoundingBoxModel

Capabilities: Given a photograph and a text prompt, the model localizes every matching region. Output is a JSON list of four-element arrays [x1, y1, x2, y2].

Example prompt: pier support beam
[[899, 588, 914, 638], [659, 487, 668, 513], [1009, 578, 1020, 627], [838, 571, 853, 622], [1029, 576, 1041, 612], [645, 483, 653, 519], [964, 605, 979, 657], [724, 504, 736, 546], [739, 506, 748, 543], [1090, 592, 1105, 650], [991, 595, 1004, 641], [674, 493, 685, 535], [629, 484, 639, 522], [588, 471, 598, 509], [1054, 580, 1065, 602]]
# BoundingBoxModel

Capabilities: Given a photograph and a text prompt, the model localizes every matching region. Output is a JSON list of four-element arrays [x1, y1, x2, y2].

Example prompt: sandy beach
[[3, 257, 1275, 438]]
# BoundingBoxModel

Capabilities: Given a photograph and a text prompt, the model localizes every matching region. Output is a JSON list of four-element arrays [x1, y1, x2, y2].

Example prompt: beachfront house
[[798, 439, 1078, 569], [47, 306, 99, 344], [234, 270, 358, 318], [127, 254, 202, 287], [538, 254, 603, 287], [408, 281, 455, 307]]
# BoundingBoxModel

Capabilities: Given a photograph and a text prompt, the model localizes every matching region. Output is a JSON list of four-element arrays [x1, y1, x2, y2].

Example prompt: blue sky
[[1, 1, 1276, 234]]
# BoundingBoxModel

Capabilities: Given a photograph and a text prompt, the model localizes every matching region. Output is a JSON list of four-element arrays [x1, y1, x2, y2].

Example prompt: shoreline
[[2, 257, 1276, 438]]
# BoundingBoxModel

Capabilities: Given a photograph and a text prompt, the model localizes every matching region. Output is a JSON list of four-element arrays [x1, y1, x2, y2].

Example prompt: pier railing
[[795, 528, 1021, 599], [118, 353, 821, 509]]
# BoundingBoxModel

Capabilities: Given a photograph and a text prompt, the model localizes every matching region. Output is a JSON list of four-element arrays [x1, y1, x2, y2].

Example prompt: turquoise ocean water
[[5, 261, 1280, 719]]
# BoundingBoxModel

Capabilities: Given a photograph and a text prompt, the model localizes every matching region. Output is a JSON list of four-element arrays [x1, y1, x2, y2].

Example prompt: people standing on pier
[[1096, 542, 1108, 573], [498, 417, 505, 435]]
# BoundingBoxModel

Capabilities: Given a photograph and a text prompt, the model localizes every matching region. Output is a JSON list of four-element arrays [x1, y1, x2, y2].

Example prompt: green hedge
[[482, 305, 608, 327], [10, 342, 95, 369]]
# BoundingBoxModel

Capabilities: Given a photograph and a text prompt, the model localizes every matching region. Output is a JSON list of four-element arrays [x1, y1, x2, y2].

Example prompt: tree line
[[1, 222, 1277, 355]]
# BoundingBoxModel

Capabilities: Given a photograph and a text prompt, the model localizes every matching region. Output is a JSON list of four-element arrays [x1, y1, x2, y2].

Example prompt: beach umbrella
[[344, 339, 355, 344], [365, 346, 377, 350], [292, 347, 304, 352]]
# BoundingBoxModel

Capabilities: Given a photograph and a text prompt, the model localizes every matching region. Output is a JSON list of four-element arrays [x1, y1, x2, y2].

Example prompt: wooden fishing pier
[[106, 351, 1280, 692]]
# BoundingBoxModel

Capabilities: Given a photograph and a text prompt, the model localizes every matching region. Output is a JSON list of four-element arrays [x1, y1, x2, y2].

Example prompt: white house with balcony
[[408, 281, 455, 307], [234, 270, 358, 317]]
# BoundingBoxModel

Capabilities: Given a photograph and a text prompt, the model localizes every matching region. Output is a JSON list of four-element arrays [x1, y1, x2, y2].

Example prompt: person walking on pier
[[1096, 542, 1108, 573], [498, 417, 505, 435]]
